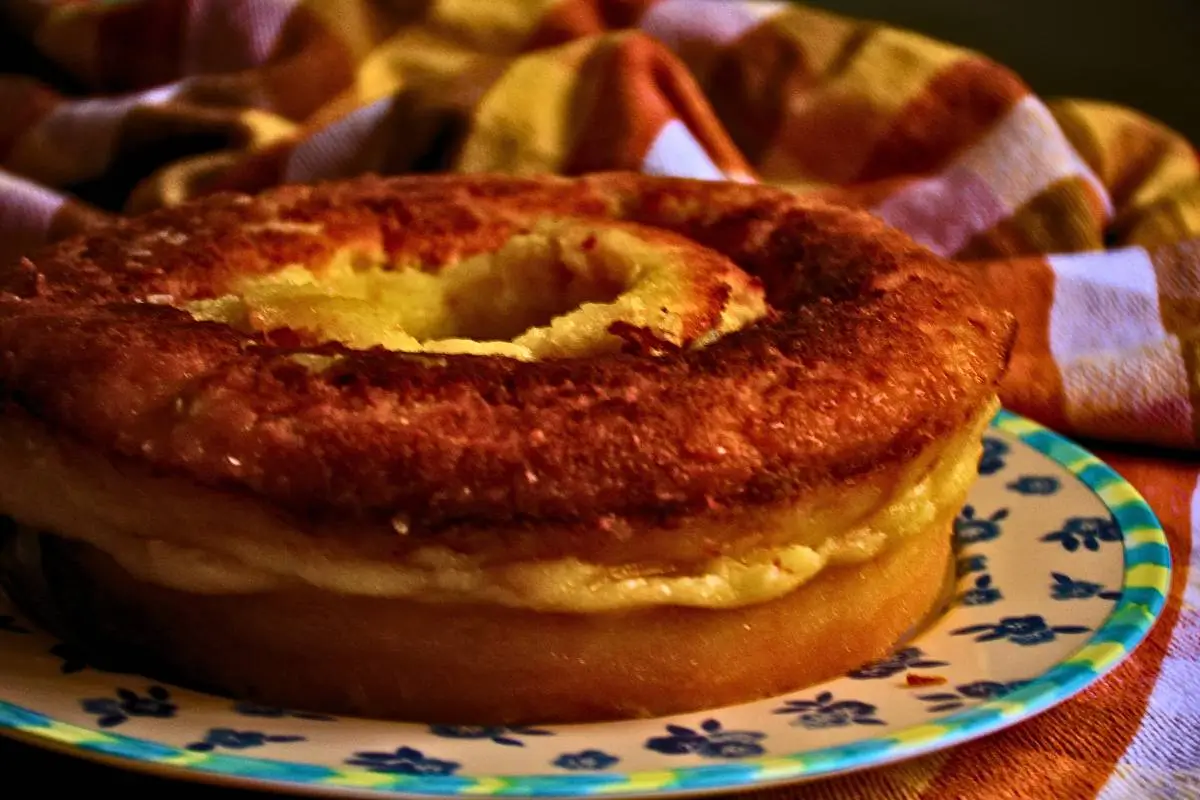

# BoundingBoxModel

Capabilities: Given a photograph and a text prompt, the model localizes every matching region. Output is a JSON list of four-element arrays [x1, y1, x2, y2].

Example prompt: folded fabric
[[0, 1, 1196, 797]]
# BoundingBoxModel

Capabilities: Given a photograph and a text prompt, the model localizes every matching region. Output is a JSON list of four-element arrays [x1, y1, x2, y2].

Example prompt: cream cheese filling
[[0, 401, 993, 612]]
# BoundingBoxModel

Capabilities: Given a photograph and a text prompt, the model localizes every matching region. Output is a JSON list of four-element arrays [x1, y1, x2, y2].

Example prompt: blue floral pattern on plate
[[346, 746, 461, 776], [186, 728, 305, 752], [917, 681, 1030, 713], [430, 724, 552, 747], [644, 720, 766, 759], [0, 410, 1172, 797], [977, 437, 1009, 475], [1041, 516, 1121, 552], [951, 615, 1090, 645], [1006, 476, 1060, 495], [81, 686, 177, 728], [958, 574, 1003, 606], [773, 693, 885, 728], [955, 506, 1009, 544], [956, 554, 989, 576], [1050, 572, 1122, 601], [846, 648, 948, 679], [553, 750, 620, 771]]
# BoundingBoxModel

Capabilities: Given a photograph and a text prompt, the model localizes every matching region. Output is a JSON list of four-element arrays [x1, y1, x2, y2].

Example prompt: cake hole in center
[[182, 222, 658, 358]]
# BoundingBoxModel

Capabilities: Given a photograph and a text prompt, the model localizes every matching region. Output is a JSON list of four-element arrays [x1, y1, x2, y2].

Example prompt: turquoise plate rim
[[0, 409, 1173, 798]]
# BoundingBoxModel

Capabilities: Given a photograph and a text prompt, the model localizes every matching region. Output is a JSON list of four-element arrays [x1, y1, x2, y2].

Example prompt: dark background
[[809, 0, 1200, 142]]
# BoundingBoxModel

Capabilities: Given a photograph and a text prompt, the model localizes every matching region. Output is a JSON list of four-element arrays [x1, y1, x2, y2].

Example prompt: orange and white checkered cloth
[[0, 1, 1196, 797]]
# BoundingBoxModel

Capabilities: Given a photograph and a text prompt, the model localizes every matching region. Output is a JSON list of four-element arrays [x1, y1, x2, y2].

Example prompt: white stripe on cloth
[[640, 119, 726, 181], [1050, 247, 1166, 361], [10, 84, 181, 186], [183, 0, 300, 76], [638, 0, 788, 48], [283, 98, 393, 183], [1096, 477, 1200, 798], [1049, 247, 1194, 444], [872, 97, 1113, 256], [0, 170, 66, 266], [1057, 338, 1195, 446]]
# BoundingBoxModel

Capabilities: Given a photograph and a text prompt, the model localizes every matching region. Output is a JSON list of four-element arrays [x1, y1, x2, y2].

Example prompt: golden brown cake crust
[[0, 174, 1013, 528]]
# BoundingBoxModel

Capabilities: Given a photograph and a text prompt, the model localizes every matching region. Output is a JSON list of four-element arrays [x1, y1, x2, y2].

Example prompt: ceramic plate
[[0, 410, 1171, 797]]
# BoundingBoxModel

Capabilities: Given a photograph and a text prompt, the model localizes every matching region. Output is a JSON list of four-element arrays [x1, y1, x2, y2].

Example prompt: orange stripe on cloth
[[694, 0, 864, 175], [251, 5, 359, 123], [755, 23, 968, 185], [704, 0, 879, 168], [635, 0, 789, 92], [561, 32, 748, 176], [856, 56, 1028, 181], [534, 0, 795, 173], [1147, 240, 1200, 443], [969, 255, 1071, 434], [523, 0, 654, 49], [702, 12, 824, 168], [1150, 239, 1200, 335], [919, 455, 1195, 800]]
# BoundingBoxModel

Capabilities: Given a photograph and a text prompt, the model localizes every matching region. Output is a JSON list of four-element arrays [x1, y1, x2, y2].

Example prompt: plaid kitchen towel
[[0, 1, 1197, 797]]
